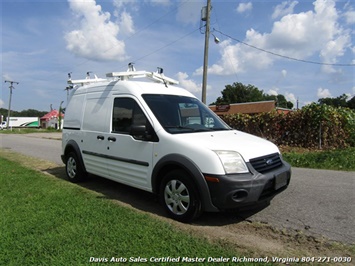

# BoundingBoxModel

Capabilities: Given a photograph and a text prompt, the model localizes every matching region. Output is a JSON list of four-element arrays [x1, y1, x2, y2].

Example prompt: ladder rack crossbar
[[67, 67, 179, 87], [67, 78, 107, 85], [106, 71, 179, 85]]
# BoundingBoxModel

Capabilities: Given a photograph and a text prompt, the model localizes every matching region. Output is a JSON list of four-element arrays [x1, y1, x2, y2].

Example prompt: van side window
[[112, 98, 147, 134]]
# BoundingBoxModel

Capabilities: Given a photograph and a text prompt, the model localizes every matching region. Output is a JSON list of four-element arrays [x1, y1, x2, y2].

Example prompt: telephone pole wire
[[4, 80, 19, 129]]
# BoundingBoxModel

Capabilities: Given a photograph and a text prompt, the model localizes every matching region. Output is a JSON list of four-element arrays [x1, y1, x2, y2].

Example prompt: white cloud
[[176, 72, 201, 93], [317, 88, 332, 98], [281, 69, 287, 77], [176, 1, 203, 25], [118, 11, 135, 35], [0, 99, 4, 108], [272, 1, 298, 20], [344, 9, 355, 24], [320, 34, 350, 72], [200, 0, 351, 77], [236, 2, 252, 14], [268, 88, 279, 96], [195, 37, 273, 76], [285, 92, 297, 105], [2, 73, 13, 81], [65, 0, 128, 61]]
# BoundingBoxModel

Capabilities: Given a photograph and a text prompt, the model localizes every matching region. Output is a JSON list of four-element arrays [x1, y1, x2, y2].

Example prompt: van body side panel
[[63, 93, 86, 130], [106, 135, 154, 191], [80, 90, 111, 177]]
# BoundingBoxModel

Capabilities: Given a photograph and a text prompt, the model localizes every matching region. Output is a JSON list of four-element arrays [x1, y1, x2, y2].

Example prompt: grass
[[283, 147, 355, 171], [0, 156, 267, 266], [0, 128, 60, 134]]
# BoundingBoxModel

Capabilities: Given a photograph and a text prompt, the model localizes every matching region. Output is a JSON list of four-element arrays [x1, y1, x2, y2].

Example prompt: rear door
[[105, 96, 156, 191]]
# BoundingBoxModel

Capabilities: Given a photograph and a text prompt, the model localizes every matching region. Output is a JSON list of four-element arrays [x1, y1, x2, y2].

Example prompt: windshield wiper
[[212, 127, 232, 131], [164, 125, 196, 131]]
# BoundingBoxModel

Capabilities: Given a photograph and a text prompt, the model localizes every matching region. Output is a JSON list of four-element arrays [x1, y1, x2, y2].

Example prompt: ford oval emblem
[[266, 159, 273, 165]]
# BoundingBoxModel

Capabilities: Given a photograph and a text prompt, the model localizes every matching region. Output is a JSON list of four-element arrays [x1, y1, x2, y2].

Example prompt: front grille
[[249, 153, 282, 174]]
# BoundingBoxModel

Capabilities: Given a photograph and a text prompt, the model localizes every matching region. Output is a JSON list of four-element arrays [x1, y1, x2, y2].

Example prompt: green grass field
[[0, 128, 60, 134], [0, 156, 266, 266], [283, 147, 355, 171]]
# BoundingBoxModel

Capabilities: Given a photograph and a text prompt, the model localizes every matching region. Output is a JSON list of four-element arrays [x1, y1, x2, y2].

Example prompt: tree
[[210, 82, 264, 105], [347, 96, 355, 109], [210, 82, 294, 109], [0, 108, 47, 118], [318, 94, 348, 107], [318, 94, 355, 109], [265, 94, 294, 109]]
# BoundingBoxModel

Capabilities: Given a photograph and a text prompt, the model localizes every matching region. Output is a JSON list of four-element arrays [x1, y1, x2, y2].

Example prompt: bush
[[221, 103, 355, 149]]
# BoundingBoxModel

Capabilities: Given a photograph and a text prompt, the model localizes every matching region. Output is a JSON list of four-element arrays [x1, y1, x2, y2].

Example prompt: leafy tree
[[265, 94, 294, 109], [318, 94, 355, 110], [211, 83, 264, 105], [210, 82, 294, 109], [18, 109, 47, 117], [318, 94, 348, 108], [0, 108, 47, 119], [347, 96, 355, 109]]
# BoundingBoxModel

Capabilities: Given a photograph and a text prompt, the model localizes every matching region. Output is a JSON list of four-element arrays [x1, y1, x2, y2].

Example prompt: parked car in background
[[0, 121, 7, 130]]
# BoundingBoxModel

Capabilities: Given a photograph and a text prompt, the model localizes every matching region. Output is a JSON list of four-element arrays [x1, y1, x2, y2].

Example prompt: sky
[[1, 0, 354, 112]]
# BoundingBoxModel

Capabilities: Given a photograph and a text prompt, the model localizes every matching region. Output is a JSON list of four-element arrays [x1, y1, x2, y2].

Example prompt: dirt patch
[[154, 213, 354, 264], [2, 148, 354, 264]]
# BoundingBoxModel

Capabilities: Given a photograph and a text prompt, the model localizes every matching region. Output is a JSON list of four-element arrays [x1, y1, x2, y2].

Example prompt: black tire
[[65, 152, 86, 183], [160, 169, 202, 222]]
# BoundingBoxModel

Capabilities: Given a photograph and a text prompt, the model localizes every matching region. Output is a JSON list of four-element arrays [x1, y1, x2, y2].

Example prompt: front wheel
[[160, 170, 202, 223], [65, 152, 86, 182]]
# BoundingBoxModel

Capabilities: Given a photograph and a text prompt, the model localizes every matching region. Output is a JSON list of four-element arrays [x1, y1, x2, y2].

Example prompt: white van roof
[[66, 65, 194, 99], [67, 65, 178, 87]]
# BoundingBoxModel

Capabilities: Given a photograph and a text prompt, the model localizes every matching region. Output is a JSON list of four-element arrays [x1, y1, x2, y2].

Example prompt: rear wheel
[[160, 170, 201, 222], [65, 152, 86, 182]]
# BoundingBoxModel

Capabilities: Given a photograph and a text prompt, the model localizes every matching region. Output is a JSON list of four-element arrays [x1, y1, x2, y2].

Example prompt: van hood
[[177, 130, 279, 162]]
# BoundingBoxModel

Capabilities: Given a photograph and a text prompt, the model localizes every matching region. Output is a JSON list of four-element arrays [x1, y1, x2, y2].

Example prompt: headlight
[[214, 150, 249, 174]]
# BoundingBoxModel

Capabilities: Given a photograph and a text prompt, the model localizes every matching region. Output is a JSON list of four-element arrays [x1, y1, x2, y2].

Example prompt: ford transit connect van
[[61, 66, 291, 222]]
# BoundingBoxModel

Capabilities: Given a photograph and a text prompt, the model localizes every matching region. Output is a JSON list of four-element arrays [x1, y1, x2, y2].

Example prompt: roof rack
[[67, 72, 107, 86], [67, 64, 179, 87], [106, 64, 179, 86]]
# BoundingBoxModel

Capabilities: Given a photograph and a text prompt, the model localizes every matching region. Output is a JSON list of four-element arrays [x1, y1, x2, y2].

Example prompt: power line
[[127, 28, 201, 66], [213, 29, 355, 67]]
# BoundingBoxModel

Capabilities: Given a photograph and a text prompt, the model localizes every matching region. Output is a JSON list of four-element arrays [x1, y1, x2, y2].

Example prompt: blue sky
[[1, 0, 354, 112]]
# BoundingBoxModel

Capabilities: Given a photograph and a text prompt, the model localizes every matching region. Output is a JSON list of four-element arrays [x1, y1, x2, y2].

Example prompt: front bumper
[[205, 160, 291, 210]]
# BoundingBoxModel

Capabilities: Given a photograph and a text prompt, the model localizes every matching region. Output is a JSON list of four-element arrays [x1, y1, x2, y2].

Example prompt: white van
[[61, 66, 291, 222]]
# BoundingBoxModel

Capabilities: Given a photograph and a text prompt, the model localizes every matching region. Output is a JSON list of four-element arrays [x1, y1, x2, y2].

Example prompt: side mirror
[[130, 125, 152, 141]]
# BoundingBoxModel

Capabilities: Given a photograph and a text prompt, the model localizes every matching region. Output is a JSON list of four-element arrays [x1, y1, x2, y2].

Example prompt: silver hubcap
[[67, 157, 77, 179], [164, 179, 190, 215]]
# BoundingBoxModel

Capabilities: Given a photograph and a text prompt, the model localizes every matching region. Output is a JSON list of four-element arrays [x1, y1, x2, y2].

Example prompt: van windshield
[[142, 94, 231, 134]]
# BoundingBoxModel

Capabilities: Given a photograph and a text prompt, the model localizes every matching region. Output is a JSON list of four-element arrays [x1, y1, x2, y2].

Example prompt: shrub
[[221, 103, 355, 149]]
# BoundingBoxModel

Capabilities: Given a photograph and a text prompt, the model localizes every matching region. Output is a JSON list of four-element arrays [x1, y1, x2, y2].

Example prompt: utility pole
[[201, 0, 211, 104], [4, 80, 19, 129]]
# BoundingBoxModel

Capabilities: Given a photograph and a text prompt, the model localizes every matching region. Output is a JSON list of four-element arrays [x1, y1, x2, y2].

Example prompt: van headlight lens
[[214, 151, 249, 174]]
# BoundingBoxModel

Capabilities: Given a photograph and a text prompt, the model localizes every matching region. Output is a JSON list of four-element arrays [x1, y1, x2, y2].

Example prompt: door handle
[[97, 135, 104, 140], [108, 136, 116, 142]]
